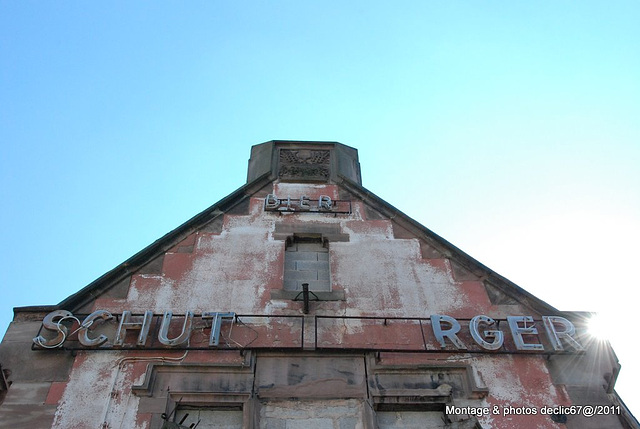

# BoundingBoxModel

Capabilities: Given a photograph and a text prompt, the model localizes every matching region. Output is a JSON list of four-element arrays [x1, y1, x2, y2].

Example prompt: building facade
[[0, 141, 637, 428]]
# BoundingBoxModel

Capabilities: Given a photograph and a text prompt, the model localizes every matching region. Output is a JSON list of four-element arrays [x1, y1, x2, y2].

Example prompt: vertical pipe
[[302, 283, 310, 314]]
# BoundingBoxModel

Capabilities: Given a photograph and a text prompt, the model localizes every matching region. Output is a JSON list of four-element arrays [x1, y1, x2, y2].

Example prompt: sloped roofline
[[52, 172, 274, 312], [15, 169, 561, 316], [334, 174, 561, 315]]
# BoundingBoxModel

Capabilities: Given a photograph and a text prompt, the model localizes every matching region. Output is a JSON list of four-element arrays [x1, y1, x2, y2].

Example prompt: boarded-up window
[[284, 236, 330, 292]]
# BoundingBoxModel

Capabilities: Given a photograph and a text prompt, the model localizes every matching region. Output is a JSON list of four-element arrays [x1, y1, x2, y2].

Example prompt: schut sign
[[32, 310, 585, 353]]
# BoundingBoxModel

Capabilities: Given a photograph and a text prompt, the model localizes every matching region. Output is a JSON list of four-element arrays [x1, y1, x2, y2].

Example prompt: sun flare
[[588, 314, 609, 341]]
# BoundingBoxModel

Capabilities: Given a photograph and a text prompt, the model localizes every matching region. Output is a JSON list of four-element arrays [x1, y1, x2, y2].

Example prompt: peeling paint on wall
[[52, 351, 145, 429], [4, 143, 632, 429]]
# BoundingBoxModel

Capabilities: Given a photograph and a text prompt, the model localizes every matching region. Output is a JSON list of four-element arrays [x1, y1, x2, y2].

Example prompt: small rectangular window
[[284, 236, 330, 292]]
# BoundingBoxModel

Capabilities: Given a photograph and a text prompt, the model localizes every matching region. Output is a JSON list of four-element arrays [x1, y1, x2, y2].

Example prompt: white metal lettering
[[542, 316, 584, 351], [33, 310, 74, 348], [469, 315, 504, 350], [507, 316, 544, 351], [318, 195, 332, 210], [431, 314, 467, 349], [158, 311, 194, 346], [114, 311, 153, 347], [34, 310, 585, 352], [78, 310, 113, 347], [264, 194, 279, 209], [202, 312, 236, 346]]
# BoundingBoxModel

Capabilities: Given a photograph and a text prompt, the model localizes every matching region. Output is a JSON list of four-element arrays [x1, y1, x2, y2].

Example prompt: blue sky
[[2, 1, 639, 417]]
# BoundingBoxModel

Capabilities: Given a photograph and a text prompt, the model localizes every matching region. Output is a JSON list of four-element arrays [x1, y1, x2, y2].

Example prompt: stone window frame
[[162, 394, 255, 429], [270, 223, 348, 302], [132, 353, 259, 429], [365, 354, 487, 429], [283, 234, 331, 293]]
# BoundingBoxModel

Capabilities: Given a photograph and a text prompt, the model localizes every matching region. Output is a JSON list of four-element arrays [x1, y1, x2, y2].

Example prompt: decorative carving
[[279, 149, 330, 182]]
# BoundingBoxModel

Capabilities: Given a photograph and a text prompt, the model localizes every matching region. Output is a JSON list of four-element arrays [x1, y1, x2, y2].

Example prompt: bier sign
[[264, 194, 351, 214]]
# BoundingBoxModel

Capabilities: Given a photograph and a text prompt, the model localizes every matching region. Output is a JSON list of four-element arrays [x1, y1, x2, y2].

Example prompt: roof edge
[[336, 173, 561, 315], [56, 173, 274, 311], [51, 168, 562, 317]]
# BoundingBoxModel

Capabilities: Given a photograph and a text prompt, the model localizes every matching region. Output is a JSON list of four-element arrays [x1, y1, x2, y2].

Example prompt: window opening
[[166, 406, 243, 429], [284, 235, 330, 292]]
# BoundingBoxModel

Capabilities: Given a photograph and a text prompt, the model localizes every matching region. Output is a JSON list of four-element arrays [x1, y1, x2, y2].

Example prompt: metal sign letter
[[542, 316, 584, 351], [78, 310, 113, 347], [158, 311, 194, 346], [507, 316, 544, 351], [470, 315, 504, 350], [114, 311, 153, 347], [431, 314, 467, 349]]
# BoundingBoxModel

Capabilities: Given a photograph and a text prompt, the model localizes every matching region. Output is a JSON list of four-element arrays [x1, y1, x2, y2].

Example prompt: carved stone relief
[[278, 149, 331, 182]]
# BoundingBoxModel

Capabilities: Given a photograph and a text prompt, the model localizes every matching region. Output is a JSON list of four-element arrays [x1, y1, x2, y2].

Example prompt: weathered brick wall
[[0, 314, 74, 429], [1, 173, 630, 428]]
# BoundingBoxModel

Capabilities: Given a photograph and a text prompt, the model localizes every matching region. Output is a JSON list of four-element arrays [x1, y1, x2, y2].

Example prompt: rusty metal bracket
[[293, 283, 319, 314]]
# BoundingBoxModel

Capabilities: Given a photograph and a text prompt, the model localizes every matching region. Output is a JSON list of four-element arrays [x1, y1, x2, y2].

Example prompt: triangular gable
[[18, 164, 562, 319]]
